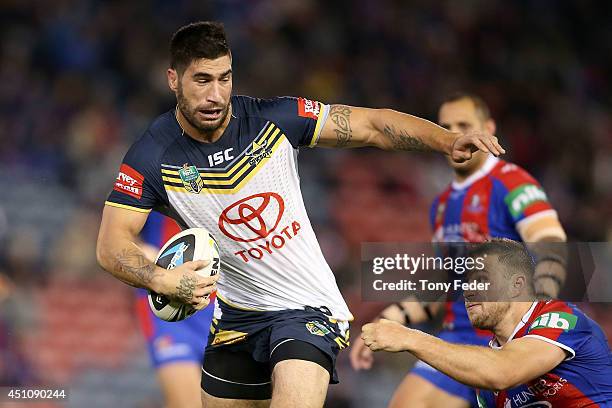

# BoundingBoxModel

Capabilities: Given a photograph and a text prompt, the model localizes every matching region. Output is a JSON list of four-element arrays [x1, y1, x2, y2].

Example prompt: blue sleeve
[[255, 96, 330, 148], [105, 134, 167, 212], [524, 304, 590, 360]]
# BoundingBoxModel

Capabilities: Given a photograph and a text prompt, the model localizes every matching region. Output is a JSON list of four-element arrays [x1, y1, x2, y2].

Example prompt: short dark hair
[[469, 238, 535, 284], [441, 92, 492, 121], [170, 21, 230, 73]]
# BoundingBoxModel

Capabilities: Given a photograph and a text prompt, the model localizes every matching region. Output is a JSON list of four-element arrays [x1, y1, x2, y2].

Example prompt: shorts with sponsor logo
[[202, 297, 349, 397], [411, 329, 489, 405]]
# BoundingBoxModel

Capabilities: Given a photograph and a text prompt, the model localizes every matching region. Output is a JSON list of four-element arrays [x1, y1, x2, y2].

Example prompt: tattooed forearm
[[382, 124, 432, 152], [175, 274, 196, 303], [114, 247, 160, 287], [330, 105, 353, 147]]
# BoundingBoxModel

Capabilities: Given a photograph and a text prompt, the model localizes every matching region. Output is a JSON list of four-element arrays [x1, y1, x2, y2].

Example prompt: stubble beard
[[470, 302, 510, 331], [176, 85, 229, 134]]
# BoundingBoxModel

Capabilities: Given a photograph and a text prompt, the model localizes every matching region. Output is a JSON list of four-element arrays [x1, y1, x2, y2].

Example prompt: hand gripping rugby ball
[[148, 228, 220, 322]]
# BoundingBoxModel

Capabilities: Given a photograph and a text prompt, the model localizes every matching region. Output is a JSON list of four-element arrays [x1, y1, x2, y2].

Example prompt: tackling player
[[361, 239, 612, 407], [350, 93, 567, 408], [96, 22, 503, 408], [136, 211, 214, 408]]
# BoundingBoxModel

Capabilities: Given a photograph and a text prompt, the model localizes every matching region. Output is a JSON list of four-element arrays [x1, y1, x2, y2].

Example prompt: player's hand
[[361, 319, 416, 353], [154, 260, 219, 308], [349, 333, 375, 370], [450, 130, 505, 163]]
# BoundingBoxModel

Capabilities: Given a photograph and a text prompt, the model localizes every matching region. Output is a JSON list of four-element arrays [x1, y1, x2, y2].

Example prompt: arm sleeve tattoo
[[330, 105, 353, 147], [113, 247, 160, 288], [382, 124, 431, 152]]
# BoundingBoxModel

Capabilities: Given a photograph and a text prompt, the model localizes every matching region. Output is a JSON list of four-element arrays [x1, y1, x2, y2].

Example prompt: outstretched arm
[[361, 320, 565, 391], [318, 105, 504, 162], [350, 300, 442, 370]]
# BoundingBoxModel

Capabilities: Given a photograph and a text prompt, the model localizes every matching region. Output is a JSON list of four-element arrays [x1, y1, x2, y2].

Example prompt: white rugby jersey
[[106, 95, 352, 321]]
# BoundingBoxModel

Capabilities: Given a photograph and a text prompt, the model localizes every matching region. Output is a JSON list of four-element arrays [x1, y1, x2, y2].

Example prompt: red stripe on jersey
[[433, 187, 452, 233], [525, 372, 598, 407], [496, 390, 509, 408], [523, 200, 553, 218], [460, 176, 492, 242], [518, 301, 575, 342], [161, 217, 181, 242], [443, 301, 454, 327], [490, 160, 539, 190], [135, 296, 154, 339]]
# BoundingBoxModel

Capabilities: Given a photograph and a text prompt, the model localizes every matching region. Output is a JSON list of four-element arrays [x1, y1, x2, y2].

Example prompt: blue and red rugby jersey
[[429, 156, 561, 334], [476, 301, 612, 407]]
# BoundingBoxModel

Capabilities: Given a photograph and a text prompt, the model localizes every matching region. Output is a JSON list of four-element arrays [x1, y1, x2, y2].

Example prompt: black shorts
[[201, 297, 350, 400]]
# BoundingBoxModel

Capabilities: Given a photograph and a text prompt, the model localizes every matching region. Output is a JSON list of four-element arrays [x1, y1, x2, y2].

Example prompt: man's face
[[464, 254, 513, 330], [169, 54, 233, 133], [438, 98, 494, 172]]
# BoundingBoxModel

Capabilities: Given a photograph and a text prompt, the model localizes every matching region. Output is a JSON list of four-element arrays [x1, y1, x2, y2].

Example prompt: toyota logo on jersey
[[218, 192, 285, 242]]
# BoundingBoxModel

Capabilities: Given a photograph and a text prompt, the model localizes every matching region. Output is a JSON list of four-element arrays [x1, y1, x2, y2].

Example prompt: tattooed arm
[[96, 205, 217, 307], [318, 105, 504, 161]]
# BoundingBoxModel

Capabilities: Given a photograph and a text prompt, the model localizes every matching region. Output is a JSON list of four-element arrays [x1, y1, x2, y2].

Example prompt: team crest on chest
[[246, 140, 272, 167], [178, 163, 204, 194]]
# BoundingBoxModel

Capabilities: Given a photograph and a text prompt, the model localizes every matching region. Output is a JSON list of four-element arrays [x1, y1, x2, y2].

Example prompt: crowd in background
[[0, 0, 611, 405]]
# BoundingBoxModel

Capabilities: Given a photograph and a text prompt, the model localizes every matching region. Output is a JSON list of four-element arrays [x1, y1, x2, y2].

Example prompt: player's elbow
[[370, 108, 398, 149], [95, 237, 115, 273]]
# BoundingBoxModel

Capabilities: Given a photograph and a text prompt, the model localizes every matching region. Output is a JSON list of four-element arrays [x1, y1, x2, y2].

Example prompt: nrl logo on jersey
[[246, 140, 272, 167], [178, 163, 204, 194]]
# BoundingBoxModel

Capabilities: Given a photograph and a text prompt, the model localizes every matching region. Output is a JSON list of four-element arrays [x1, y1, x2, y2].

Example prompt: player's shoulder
[[127, 111, 181, 158], [527, 300, 584, 332], [489, 159, 541, 189], [232, 94, 325, 121]]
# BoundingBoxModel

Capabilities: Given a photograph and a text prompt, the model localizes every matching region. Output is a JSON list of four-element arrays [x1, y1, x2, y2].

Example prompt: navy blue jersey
[[108, 96, 325, 214]]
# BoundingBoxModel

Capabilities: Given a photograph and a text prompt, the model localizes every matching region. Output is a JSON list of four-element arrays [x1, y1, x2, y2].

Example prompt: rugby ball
[[148, 228, 220, 322]]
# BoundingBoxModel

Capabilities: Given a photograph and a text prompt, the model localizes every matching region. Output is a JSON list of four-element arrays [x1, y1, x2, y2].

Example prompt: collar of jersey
[[451, 155, 499, 190], [489, 301, 538, 349]]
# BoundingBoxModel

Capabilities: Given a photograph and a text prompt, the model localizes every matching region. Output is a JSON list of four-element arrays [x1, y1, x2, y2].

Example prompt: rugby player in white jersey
[[96, 21, 504, 408]]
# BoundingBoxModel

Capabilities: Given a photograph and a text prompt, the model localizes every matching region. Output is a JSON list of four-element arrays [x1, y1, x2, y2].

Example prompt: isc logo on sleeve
[[529, 312, 577, 332]]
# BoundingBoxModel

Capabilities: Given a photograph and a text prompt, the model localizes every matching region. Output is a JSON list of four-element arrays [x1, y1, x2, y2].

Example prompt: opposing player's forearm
[[370, 109, 457, 153], [404, 330, 514, 391], [96, 236, 164, 291], [529, 237, 568, 298]]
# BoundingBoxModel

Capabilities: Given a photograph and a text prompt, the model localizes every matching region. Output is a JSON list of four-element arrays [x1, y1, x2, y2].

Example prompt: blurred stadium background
[[0, 1, 611, 407]]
